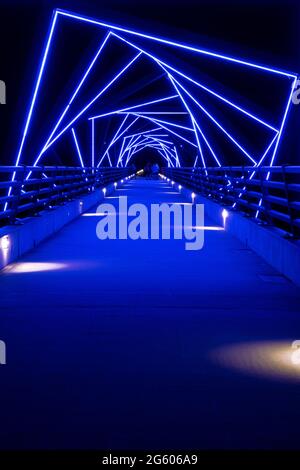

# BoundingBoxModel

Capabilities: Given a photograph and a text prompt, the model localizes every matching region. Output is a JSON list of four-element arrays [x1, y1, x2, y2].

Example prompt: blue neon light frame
[[10, 6, 297, 190]]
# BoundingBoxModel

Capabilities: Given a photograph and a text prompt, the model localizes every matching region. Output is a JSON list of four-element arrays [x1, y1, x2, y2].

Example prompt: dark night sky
[[0, 0, 299, 165]]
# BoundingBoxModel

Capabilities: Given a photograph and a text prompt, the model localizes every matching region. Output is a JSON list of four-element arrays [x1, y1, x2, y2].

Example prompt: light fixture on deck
[[102, 187, 107, 195], [222, 208, 229, 228], [0, 235, 10, 251], [191, 192, 196, 203], [210, 340, 300, 383]]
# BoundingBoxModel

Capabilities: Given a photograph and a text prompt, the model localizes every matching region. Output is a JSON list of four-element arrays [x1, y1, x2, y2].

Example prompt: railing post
[[282, 165, 295, 237], [53, 166, 59, 206], [241, 165, 248, 215], [228, 166, 234, 206], [201, 167, 206, 196], [57, 166, 64, 204], [9, 165, 26, 224], [258, 167, 272, 225], [33, 166, 43, 215]]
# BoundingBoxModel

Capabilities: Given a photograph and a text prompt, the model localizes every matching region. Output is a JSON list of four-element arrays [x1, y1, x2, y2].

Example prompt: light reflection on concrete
[[210, 341, 300, 382]]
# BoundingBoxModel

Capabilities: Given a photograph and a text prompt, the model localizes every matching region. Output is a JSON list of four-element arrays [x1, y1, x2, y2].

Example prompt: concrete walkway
[[0, 178, 300, 449]]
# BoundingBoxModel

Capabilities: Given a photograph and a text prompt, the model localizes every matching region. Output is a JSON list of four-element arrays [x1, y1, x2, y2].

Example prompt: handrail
[[0, 166, 129, 226], [163, 166, 300, 238]]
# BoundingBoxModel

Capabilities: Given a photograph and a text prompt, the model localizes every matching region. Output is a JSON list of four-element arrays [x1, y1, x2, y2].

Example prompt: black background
[[0, 0, 299, 165]]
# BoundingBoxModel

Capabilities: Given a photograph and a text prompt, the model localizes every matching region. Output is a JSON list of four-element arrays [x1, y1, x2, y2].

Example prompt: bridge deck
[[0, 178, 300, 449]]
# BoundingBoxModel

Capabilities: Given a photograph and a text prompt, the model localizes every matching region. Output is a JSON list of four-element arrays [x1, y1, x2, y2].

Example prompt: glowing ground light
[[178, 185, 182, 190], [82, 212, 114, 216], [103, 187, 107, 195], [210, 341, 300, 383], [191, 192, 196, 202], [6, 262, 68, 273], [0, 235, 10, 251], [114, 182, 117, 187], [222, 208, 229, 227], [291, 340, 300, 364], [195, 226, 223, 231]]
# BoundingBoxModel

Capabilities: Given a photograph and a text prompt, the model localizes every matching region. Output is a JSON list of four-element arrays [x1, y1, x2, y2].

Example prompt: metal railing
[[0, 166, 129, 226], [163, 166, 300, 238]]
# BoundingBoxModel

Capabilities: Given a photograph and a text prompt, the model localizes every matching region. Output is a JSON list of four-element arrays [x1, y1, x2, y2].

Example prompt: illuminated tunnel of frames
[[12, 8, 297, 174]]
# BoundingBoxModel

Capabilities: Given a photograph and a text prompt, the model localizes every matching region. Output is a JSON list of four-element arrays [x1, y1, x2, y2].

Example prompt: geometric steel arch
[[14, 8, 297, 174]]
